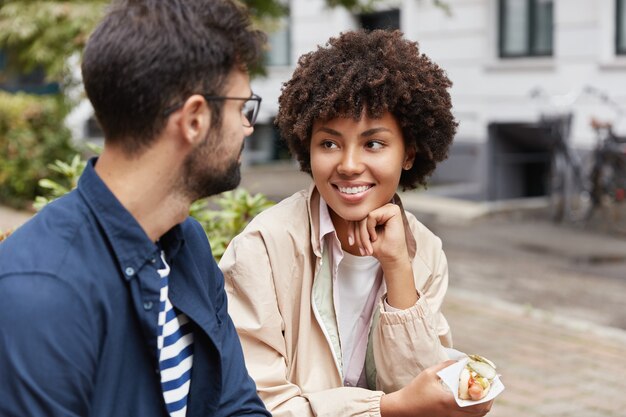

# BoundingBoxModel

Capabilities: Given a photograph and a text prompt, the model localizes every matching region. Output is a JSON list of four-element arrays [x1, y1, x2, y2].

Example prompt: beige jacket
[[220, 186, 452, 417]]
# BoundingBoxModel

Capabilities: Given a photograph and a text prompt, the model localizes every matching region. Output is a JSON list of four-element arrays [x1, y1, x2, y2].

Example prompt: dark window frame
[[359, 9, 401, 31], [498, 0, 554, 58], [617, 0, 626, 55]]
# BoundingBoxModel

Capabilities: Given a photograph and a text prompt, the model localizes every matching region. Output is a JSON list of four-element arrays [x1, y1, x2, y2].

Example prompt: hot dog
[[458, 355, 497, 401]]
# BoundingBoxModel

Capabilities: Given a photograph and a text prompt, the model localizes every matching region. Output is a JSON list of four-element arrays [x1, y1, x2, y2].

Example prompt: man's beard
[[181, 127, 243, 201]]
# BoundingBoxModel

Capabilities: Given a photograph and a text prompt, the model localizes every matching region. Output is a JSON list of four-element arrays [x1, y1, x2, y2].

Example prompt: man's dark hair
[[82, 0, 265, 154], [276, 29, 457, 189]]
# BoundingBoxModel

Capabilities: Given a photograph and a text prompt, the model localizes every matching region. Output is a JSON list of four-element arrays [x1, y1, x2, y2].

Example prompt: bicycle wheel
[[548, 152, 567, 222], [563, 154, 594, 223], [599, 162, 626, 234]]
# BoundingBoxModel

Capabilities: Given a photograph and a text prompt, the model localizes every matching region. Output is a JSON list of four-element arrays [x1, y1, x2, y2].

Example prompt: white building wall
[[253, 0, 360, 125], [67, 0, 626, 148], [66, 0, 625, 196], [248, 0, 626, 196], [254, 0, 626, 147]]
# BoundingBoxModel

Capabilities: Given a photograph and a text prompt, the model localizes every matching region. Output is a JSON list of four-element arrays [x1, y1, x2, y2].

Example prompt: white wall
[[69, 0, 626, 165], [253, 0, 360, 125], [253, 0, 626, 148]]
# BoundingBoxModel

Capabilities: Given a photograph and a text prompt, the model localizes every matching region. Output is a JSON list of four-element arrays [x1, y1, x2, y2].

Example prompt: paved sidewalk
[[0, 205, 32, 233], [445, 289, 626, 417]]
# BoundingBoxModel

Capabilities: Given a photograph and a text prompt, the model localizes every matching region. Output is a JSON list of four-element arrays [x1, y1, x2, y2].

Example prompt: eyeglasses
[[203, 93, 262, 127], [163, 93, 262, 127]]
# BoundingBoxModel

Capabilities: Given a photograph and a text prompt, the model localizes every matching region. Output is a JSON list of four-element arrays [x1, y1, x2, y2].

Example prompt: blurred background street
[[3, 1, 626, 416]]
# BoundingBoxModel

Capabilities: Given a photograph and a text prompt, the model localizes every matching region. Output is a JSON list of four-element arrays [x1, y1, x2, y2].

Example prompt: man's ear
[[178, 95, 211, 145], [403, 145, 417, 170]]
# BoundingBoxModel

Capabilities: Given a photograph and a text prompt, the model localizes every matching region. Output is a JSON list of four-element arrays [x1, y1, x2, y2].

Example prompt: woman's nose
[[337, 148, 364, 175]]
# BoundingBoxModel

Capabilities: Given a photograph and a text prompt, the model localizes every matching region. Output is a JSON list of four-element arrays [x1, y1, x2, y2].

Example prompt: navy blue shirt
[[0, 159, 269, 417]]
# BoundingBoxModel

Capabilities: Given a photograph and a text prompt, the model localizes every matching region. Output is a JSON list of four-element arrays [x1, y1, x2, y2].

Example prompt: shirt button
[[150, 258, 157, 264], [345, 382, 352, 387], [125, 267, 135, 277], [155, 368, 160, 374], [143, 301, 153, 310]]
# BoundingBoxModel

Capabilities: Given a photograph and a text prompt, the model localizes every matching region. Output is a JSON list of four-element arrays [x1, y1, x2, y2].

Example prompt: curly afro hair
[[275, 29, 457, 190]]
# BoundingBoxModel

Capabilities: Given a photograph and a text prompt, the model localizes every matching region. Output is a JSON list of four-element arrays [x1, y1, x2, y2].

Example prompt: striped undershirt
[[157, 251, 194, 417]]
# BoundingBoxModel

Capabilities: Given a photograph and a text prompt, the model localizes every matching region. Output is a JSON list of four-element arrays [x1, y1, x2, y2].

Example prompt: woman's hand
[[380, 361, 494, 417], [347, 203, 418, 309], [347, 203, 408, 264]]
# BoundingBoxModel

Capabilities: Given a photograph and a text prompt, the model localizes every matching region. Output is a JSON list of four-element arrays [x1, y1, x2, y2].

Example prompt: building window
[[359, 9, 400, 31], [265, 18, 290, 66], [618, 0, 626, 54], [498, 0, 553, 58]]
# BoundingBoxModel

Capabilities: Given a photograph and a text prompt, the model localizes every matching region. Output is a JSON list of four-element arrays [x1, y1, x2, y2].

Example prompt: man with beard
[[0, 1, 269, 416]]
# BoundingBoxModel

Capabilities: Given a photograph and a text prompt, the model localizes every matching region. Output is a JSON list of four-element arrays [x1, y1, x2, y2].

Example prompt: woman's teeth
[[338, 185, 371, 194]]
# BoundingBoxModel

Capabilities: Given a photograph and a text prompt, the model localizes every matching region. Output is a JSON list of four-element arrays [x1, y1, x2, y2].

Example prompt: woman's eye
[[366, 140, 384, 150], [321, 140, 337, 149]]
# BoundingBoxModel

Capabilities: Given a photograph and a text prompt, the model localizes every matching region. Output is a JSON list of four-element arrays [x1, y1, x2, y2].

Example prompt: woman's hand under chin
[[346, 202, 418, 309], [347, 203, 407, 262]]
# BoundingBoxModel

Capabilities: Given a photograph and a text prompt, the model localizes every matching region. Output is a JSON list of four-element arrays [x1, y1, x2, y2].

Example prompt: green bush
[[32, 153, 87, 211], [25, 154, 274, 262], [190, 189, 274, 261], [0, 91, 76, 208]]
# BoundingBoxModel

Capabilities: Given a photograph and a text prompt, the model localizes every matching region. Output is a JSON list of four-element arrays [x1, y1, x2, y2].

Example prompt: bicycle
[[529, 87, 587, 223], [586, 115, 626, 234], [532, 86, 626, 233]]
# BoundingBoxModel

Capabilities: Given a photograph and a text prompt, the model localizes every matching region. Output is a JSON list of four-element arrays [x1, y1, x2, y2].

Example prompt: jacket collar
[[307, 183, 323, 257], [77, 157, 184, 279]]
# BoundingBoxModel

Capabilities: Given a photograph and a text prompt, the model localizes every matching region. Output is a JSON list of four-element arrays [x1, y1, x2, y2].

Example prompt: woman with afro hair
[[220, 30, 493, 417]]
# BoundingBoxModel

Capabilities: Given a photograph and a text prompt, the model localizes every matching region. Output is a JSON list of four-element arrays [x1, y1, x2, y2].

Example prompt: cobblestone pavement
[[444, 291, 626, 417], [432, 217, 626, 331], [445, 289, 626, 417]]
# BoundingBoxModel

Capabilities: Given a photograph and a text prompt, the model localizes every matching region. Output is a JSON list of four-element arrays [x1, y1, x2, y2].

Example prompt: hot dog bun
[[458, 355, 496, 401]]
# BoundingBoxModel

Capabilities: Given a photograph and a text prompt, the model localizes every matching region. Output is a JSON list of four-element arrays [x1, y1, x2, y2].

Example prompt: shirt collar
[[318, 195, 336, 246], [317, 196, 345, 271], [78, 157, 184, 279]]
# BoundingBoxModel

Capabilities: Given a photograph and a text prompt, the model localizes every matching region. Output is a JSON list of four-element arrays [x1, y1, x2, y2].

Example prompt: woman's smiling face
[[310, 111, 415, 222]]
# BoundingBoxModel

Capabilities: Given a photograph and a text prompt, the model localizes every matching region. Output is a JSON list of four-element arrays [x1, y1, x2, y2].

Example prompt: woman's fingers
[[347, 221, 355, 247], [351, 221, 364, 255], [354, 219, 372, 256], [359, 219, 373, 255], [366, 213, 378, 243], [366, 204, 400, 239], [348, 218, 374, 256], [346, 204, 404, 257]]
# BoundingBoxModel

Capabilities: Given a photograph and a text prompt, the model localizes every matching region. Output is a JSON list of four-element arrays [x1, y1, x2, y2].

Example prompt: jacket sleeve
[[180, 218, 270, 417], [209, 259, 272, 417], [220, 230, 384, 417], [0, 273, 98, 417], [372, 233, 452, 393]]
